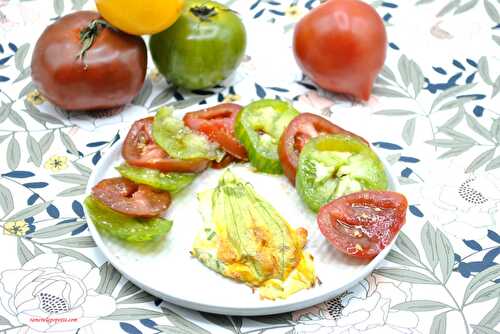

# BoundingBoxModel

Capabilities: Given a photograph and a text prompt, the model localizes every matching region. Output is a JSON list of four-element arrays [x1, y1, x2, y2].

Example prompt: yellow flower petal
[[26, 90, 46, 105], [44, 155, 69, 172], [223, 94, 241, 103], [4, 220, 29, 236], [285, 5, 301, 19], [149, 68, 162, 83]]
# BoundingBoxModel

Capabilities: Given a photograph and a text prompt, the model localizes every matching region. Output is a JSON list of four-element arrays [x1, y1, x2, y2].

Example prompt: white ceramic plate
[[85, 114, 398, 316]]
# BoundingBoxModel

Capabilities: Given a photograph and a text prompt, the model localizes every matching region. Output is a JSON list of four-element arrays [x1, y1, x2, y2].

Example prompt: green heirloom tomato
[[235, 99, 299, 174], [84, 196, 173, 242], [152, 107, 224, 161], [296, 134, 388, 212], [116, 164, 196, 194], [149, 0, 246, 90]]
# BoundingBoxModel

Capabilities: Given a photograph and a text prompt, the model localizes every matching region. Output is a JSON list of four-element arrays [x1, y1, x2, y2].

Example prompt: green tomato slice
[[235, 99, 299, 174], [152, 107, 224, 161], [296, 134, 388, 212], [116, 164, 196, 194], [84, 196, 173, 242]]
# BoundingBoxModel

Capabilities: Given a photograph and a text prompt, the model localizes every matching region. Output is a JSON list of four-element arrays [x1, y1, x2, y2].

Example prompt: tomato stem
[[76, 19, 114, 69], [190, 5, 217, 21]]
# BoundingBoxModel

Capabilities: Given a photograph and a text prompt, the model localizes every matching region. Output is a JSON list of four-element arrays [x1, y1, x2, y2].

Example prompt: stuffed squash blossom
[[192, 171, 316, 300]]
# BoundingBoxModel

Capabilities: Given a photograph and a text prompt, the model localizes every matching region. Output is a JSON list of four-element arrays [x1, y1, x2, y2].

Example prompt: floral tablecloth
[[0, 0, 499, 333]]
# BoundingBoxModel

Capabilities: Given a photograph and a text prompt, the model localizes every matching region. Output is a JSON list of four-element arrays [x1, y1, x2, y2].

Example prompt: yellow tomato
[[95, 0, 184, 36]]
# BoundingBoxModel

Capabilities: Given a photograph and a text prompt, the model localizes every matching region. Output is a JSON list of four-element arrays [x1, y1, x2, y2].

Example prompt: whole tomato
[[96, 0, 184, 35], [149, 0, 246, 90], [293, 0, 387, 101], [31, 11, 147, 112]]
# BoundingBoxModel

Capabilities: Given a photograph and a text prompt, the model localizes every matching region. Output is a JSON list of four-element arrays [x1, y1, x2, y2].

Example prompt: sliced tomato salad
[[279, 113, 368, 185], [91, 177, 171, 218], [123, 117, 209, 173], [183, 103, 247, 160], [87, 101, 410, 256], [317, 190, 408, 259]]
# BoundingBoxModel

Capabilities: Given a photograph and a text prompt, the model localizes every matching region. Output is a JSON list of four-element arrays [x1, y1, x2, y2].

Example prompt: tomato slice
[[278, 113, 368, 185], [296, 134, 387, 212], [84, 196, 173, 243], [116, 163, 196, 193], [153, 107, 225, 161], [210, 153, 240, 169], [235, 99, 299, 174], [122, 117, 209, 173], [183, 103, 248, 160], [317, 191, 408, 259], [91, 177, 171, 218]]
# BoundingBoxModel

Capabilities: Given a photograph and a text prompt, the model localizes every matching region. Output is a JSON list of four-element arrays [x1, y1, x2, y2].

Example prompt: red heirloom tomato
[[31, 11, 147, 112], [293, 0, 387, 101], [278, 113, 368, 185], [183, 103, 248, 160], [317, 191, 408, 259], [92, 177, 171, 218], [122, 117, 209, 173]]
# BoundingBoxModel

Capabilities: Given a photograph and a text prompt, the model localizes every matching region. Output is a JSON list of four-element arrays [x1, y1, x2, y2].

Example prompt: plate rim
[[85, 135, 399, 316]]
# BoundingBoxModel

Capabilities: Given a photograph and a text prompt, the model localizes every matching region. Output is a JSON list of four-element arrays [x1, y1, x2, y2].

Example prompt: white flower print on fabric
[[292, 276, 420, 334], [0, 254, 116, 334], [420, 162, 500, 240]]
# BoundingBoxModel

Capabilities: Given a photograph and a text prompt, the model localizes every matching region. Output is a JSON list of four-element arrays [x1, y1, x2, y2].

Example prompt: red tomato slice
[[92, 177, 171, 218], [210, 153, 240, 169], [317, 191, 408, 259], [278, 113, 368, 185], [183, 103, 248, 160], [122, 117, 209, 173]]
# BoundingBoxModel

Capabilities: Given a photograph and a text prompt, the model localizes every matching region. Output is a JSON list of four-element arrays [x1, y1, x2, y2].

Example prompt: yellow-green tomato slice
[[152, 107, 224, 161], [116, 164, 196, 194], [234, 99, 299, 174], [296, 134, 388, 212]]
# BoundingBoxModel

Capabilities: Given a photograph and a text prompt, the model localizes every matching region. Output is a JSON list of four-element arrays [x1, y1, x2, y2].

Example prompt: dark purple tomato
[[31, 11, 147, 112]]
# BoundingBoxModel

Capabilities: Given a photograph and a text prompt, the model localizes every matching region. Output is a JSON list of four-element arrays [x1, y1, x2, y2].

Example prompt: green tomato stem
[[77, 19, 115, 68], [190, 5, 218, 21]]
